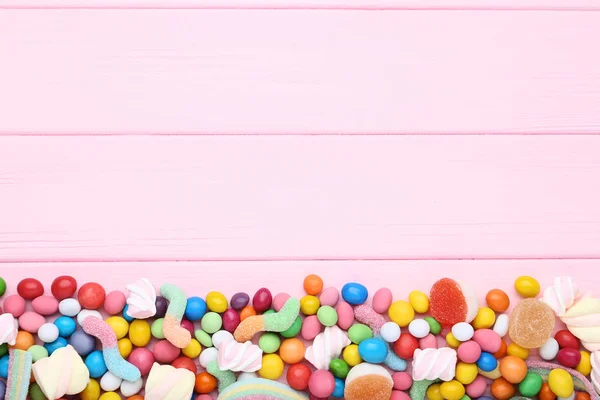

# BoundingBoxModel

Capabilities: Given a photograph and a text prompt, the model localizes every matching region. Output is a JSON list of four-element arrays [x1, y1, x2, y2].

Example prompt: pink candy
[[419, 334, 438, 350], [104, 290, 127, 315], [301, 315, 322, 341], [319, 287, 339, 307], [390, 391, 411, 400], [31, 296, 59, 316], [392, 372, 412, 391], [272, 293, 290, 312], [128, 347, 155, 376], [153, 339, 181, 363], [372, 287, 393, 314], [18, 311, 46, 333], [3, 294, 26, 318], [457, 340, 482, 363], [472, 329, 501, 353], [335, 301, 354, 330], [466, 375, 487, 398]]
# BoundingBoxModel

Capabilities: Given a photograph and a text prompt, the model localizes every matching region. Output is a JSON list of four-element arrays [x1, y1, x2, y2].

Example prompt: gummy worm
[[215, 376, 309, 400], [5, 349, 32, 400], [160, 283, 192, 349], [234, 297, 300, 342], [207, 360, 236, 393], [81, 316, 141, 382]]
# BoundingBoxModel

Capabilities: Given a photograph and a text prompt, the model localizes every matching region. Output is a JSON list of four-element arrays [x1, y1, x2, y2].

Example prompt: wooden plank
[[1, 135, 599, 261], [0, 10, 599, 135], [1, 0, 599, 10]]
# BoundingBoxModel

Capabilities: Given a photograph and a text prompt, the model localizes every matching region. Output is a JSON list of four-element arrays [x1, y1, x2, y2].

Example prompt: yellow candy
[[576, 350, 592, 376], [106, 316, 129, 340], [548, 368, 574, 398], [117, 338, 132, 358], [478, 365, 501, 380], [128, 320, 151, 347], [182, 339, 202, 358], [258, 354, 284, 380], [98, 393, 120, 400], [472, 307, 496, 329], [514, 276, 540, 298], [507, 342, 529, 360], [439, 380, 465, 400], [409, 290, 430, 313], [300, 295, 320, 315], [426, 383, 444, 400], [445, 332, 460, 348], [388, 300, 415, 327], [343, 344, 362, 366], [81, 379, 100, 400], [455, 362, 478, 385], [206, 291, 228, 313]]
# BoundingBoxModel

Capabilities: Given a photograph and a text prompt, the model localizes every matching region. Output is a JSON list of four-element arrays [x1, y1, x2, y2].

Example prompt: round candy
[[427, 383, 443, 400], [548, 368, 574, 398], [128, 347, 155, 376], [85, 350, 108, 378], [195, 371, 217, 394], [81, 379, 101, 400], [54, 316, 77, 337], [287, 363, 312, 390], [440, 380, 465, 400], [199, 347, 218, 368], [181, 319, 194, 336], [32, 296, 59, 316], [458, 341, 482, 364], [300, 295, 320, 315], [104, 291, 126, 315], [514, 276, 540, 298], [279, 338, 305, 364], [259, 354, 284, 380], [348, 323, 373, 344], [557, 348, 581, 368], [393, 333, 419, 359], [171, 356, 197, 373], [222, 308, 241, 333], [304, 274, 324, 295], [58, 298, 81, 316], [3, 294, 26, 317], [17, 278, 44, 299], [491, 377, 515, 400], [120, 378, 144, 397], [476, 352, 497, 372], [342, 344, 362, 366], [540, 337, 560, 361], [499, 355, 527, 384], [206, 291, 228, 313], [106, 316, 129, 339], [380, 321, 401, 343], [372, 288, 393, 314], [419, 333, 437, 349], [155, 296, 168, 318], [408, 319, 430, 338], [329, 358, 350, 379], [51, 275, 78, 300], [424, 316, 442, 335], [259, 332, 281, 353], [335, 301, 354, 330], [452, 322, 474, 342], [455, 362, 478, 385], [18, 311, 46, 333], [184, 297, 207, 321], [28, 345, 49, 362], [317, 305, 338, 327], [392, 372, 412, 391], [201, 312, 222, 334], [78, 283, 106, 310], [230, 292, 250, 310], [37, 322, 59, 343], [518, 372, 543, 397], [486, 289, 510, 313], [181, 339, 201, 359], [358, 338, 388, 364], [472, 307, 496, 329], [508, 299, 555, 349], [151, 318, 165, 339], [100, 371, 123, 392], [319, 287, 339, 307], [409, 290, 430, 313], [0, 277, 5, 297], [341, 283, 368, 305], [466, 375, 487, 398], [129, 320, 151, 347], [388, 300, 415, 327], [308, 370, 335, 398], [555, 330, 579, 349], [70, 329, 96, 356], [98, 392, 120, 400], [153, 339, 180, 363]]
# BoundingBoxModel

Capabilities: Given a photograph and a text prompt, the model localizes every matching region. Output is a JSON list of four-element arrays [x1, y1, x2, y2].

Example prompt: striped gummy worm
[[160, 283, 192, 349]]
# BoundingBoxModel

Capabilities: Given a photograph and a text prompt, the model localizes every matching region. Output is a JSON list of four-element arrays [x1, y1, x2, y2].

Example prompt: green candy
[[28, 345, 48, 362], [424, 317, 441, 335], [317, 306, 338, 327], [280, 316, 302, 338], [518, 372, 543, 397], [0, 343, 7, 357], [348, 324, 373, 344], [459, 396, 471, 400], [0, 277, 6, 297], [195, 329, 213, 347], [201, 312, 223, 334], [263, 310, 275, 315], [258, 332, 281, 353], [29, 383, 47, 400], [151, 318, 165, 339], [329, 358, 350, 379]]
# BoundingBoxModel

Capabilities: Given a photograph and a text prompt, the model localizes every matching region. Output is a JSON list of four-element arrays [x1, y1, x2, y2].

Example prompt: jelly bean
[[499, 355, 527, 384], [32, 296, 59, 316], [372, 288, 393, 314], [388, 300, 415, 327], [472, 307, 496, 329], [507, 343, 530, 360], [181, 319, 194, 336], [28, 345, 48, 362], [458, 341, 482, 364], [576, 350, 592, 376], [222, 308, 241, 333], [409, 290, 430, 313], [540, 337, 559, 360], [127, 348, 155, 376], [440, 380, 465, 400], [348, 324, 373, 344], [358, 338, 388, 364], [455, 362, 478, 385], [304, 274, 324, 295], [201, 312, 222, 334], [479, 364, 501, 380], [319, 287, 339, 307], [476, 352, 497, 372], [408, 319, 430, 339], [287, 363, 311, 390], [380, 321, 401, 343], [153, 340, 180, 363], [86, 350, 108, 378], [557, 348, 581, 368], [195, 371, 217, 394], [18, 311, 46, 333], [206, 291, 228, 313], [493, 339, 507, 359], [279, 338, 305, 364], [452, 322, 474, 342], [329, 358, 349, 379], [118, 338, 132, 358], [184, 297, 207, 321], [3, 294, 26, 317], [539, 382, 556, 400], [486, 289, 510, 313], [59, 298, 81, 317], [472, 329, 502, 353], [335, 301, 354, 330], [342, 344, 362, 366], [555, 330, 579, 349], [194, 330, 212, 347], [393, 333, 419, 359], [51, 275, 78, 301], [151, 318, 165, 339], [425, 316, 442, 335], [259, 354, 284, 380], [514, 276, 540, 298], [300, 295, 320, 315], [81, 379, 101, 400], [17, 278, 44, 300], [491, 377, 515, 400], [341, 283, 368, 305], [259, 332, 281, 353], [316, 305, 338, 327], [70, 329, 96, 356], [519, 372, 543, 397], [0, 277, 5, 296], [308, 370, 335, 398], [493, 314, 509, 337], [129, 320, 151, 347], [548, 368, 574, 398], [154, 296, 168, 318]]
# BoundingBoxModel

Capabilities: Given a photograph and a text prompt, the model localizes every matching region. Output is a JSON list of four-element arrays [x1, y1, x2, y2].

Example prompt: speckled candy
[[230, 292, 250, 310], [104, 291, 127, 315]]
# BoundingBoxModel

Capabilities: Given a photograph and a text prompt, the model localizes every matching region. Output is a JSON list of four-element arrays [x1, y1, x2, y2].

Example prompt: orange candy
[[499, 356, 527, 384], [240, 306, 257, 321], [195, 372, 217, 394], [128, 396, 144, 400], [575, 392, 591, 400], [486, 289, 510, 312], [10, 331, 35, 350], [279, 338, 305, 364], [491, 377, 515, 400], [539, 383, 557, 400], [493, 340, 507, 359], [303, 274, 324, 295]]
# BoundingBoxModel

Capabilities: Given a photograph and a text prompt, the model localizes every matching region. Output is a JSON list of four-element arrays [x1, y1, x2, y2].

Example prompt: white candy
[[408, 319, 431, 339], [539, 337, 559, 361], [380, 322, 401, 343], [238, 372, 257, 381], [212, 330, 234, 350], [120, 378, 144, 397], [37, 323, 59, 343], [100, 371, 123, 392], [452, 322, 474, 342], [77, 309, 102, 326], [492, 314, 509, 337], [58, 298, 81, 317], [199, 347, 219, 368]]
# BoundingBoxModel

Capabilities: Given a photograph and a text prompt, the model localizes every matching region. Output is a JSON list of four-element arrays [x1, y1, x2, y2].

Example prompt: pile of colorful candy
[[0, 274, 598, 400]]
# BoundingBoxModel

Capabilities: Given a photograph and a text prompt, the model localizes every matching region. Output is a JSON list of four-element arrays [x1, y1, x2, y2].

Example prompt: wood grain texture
[[1, 10, 599, 135], [1, 135, 599, 262]]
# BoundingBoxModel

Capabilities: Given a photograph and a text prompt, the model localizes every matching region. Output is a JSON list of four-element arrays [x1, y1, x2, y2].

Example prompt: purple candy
[[69, 329, 96, 356], [230, 292, 250, 311], [155, 296, 168, 318]]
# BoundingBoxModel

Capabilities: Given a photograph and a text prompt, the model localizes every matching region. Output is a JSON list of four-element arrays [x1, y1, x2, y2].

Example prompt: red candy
[[181, 319, 194, 336], [252, 288, 273, 313], [77, 282, 106, 310], [287, 363, 312, 390], [153, 339, 181, 363], [222, 309, 241, 333], [51, 275, 78, 300], [555, 330, 579, 349], [17, 278, 44, 300], [394, 333, 420, 359], [429, 278, 469, 326], [128, 347, 155, 376], [557, 348, 581, 368], [171, 356, 197, 374]]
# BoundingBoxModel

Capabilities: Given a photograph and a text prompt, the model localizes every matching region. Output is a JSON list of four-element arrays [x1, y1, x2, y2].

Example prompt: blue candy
[[85, 350, 108, 378], [44, 337, 68, 355], [0, 355, 8, 379], [185, 297, 207, 321], [54, 316, 77, 337], [476, 351, 497, 372], [476, 397, 493, 400], [332, 378, 345, 398], [358, 338, 388, 364], [122, 305, 135, 322], [69, 329, 96, 356], [341, 283, 368, 305]]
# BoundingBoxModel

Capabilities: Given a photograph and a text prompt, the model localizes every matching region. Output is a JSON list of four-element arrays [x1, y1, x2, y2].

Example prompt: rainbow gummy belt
[[0, 274, 599, 400]]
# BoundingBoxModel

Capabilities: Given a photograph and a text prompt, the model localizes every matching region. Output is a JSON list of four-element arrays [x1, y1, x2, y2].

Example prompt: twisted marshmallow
[[0, 313, 18, 346], [218, 340, 263, 372], [126, 278, 157, 319], [32, 345, 90, 399], [305, 325, 351, 370], [592, 351, 600, 395], [145, 363, 195, 400], [542, 276, 579, 317], [561, 296, 600, 352], [412, 347, 457, 382]]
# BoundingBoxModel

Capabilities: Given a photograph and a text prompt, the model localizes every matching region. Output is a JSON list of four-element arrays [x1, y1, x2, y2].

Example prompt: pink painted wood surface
[[1, 135, 599, 262], [1, 10, 599, 135]]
